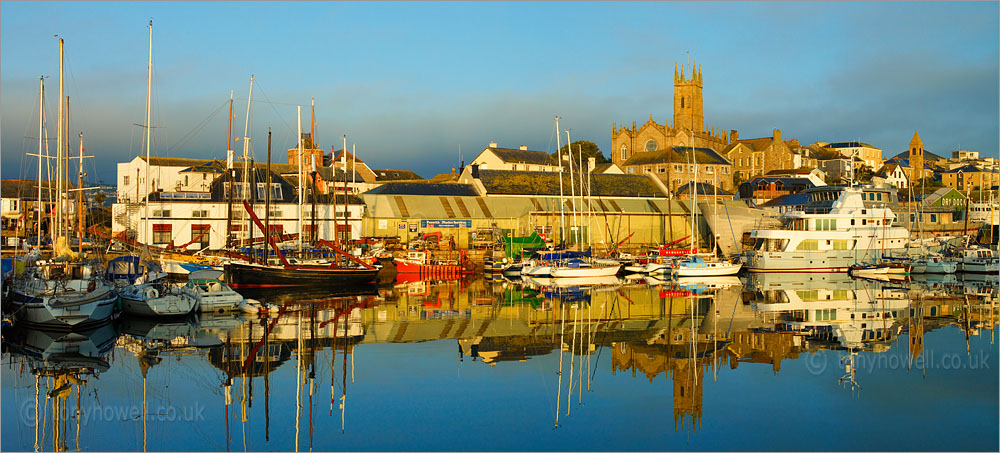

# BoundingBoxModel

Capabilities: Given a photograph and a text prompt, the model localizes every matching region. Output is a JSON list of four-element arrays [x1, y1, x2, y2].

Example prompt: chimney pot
[[489, 141, 498, 148]]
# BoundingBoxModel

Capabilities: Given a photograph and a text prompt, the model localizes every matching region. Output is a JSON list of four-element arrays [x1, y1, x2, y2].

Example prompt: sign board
[[420, 220, 472, 228], [409, 223, 418, 233], [398, 222, 406, 230], [378, 219, 388, 229]]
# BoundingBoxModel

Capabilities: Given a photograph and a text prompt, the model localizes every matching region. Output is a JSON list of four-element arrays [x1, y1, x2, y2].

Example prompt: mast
[[577, 143, 586, 248], [297, 106, 304, 253], [143, 22, 152, 245], [37, 76, 44, 248], [342, 134, 347, 248], [77, 132, 85, 254], [56, 37, 64, 242], [565, 130, 578, 248], [226, 91, 234, 249], [240, 76, 255, 245], [555, 117, 565, 247], [311, 97, 316, 146], [265, 128, 272, 264]]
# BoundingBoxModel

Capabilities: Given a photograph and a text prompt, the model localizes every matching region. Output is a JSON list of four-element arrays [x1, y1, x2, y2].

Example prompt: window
[[620, 144, 628, 161], [645, 139, 658, 152], [706, 166, 714, 174], [627, 168, 635, 174], [796, 239, 819, 251], [269, 209, 282, 218], [673, 164, 682, 172], [658, 167, 665, 173], [930, 214, 937, 223], [152, 209, 171, 218], [152, 224, 171, 245], [124, 175, 130, 186], [191, 224, 210, 249], [722, 167, 729, 174], [184, 175, 189, 186], [862, 219, 867, 225], [192, 210, 208, 218]]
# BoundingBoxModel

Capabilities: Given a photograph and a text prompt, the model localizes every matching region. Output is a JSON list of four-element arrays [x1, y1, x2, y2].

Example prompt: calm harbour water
[[3, 272, 998, 452]]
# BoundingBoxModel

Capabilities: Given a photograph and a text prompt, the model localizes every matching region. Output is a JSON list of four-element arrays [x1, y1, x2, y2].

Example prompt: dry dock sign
[[421, 220, 471, 228]]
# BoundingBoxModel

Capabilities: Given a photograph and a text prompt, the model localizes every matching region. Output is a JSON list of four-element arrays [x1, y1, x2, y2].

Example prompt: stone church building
[[612, 63, 736, 166]]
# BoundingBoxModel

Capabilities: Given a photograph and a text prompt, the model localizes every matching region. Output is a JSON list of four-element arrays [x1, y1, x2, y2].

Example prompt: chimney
[[773, 129, 781, 141], [519, 145, 527, 151], [459, 160, 465, 175], [471, 164, 480, 178], [489, 141, 498, 148], [730, 130, 738, 143]]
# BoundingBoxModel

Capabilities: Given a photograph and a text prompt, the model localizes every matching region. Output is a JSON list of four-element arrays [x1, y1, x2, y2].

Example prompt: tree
[[94, 192, 106, 206], [550, 140, 609, 168]]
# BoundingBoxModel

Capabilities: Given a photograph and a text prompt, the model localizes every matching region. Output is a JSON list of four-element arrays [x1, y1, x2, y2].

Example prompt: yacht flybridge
[[744, 186, 910, 273]]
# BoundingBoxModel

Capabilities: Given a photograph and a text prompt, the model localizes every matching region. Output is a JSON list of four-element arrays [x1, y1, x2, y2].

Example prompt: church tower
[[908, 131, 924, 184], [674, 63, 704, 135]]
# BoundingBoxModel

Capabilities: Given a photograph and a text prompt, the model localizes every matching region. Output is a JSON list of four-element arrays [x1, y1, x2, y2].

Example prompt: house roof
[[592, 163, 618, 173], [921, 187, 964, 206], [365, 182, 479, 196], [760, 192, 811, 207], [942, 164, 986, 173], [372, 169, 424, 181], [489, 148, 557, 166], [179, 160, 227, 173], [825, 141, 879, 149], [623, 146, 730, 167], [724, 137, 774, 153], [764, 167, 818, 176], [675, 182, 733, 196], [1, 179, 75, 200], [476, 169, 667, 198], [874, 162, 903, 178], [333, 148, 365, 164], [139, 156, 216, 167]]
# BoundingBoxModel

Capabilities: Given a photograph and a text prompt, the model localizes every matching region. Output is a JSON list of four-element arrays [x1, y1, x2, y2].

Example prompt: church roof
[[476, 169, 667, 197], [891, 149, 944, 161], [489, 148, 556, 166], [622, 146, 730, 167]]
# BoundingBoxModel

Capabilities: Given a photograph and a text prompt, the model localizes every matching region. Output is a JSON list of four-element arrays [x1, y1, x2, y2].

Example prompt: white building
[[467, 142, 561, 172]]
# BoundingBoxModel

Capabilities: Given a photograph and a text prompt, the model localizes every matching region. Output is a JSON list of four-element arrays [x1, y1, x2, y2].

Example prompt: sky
[[2, 1, 998, 184]]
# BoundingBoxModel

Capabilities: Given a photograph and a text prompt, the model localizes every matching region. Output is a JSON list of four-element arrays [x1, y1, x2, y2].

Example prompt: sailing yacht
[[9, 37, 118, 330], [744, 186, 910, 272]]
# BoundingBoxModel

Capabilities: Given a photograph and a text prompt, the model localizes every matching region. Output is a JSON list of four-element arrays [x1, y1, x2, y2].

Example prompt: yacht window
[[796, 239, 819, 251], [877, 193, 883, 201], [851, 219, 855, 226]]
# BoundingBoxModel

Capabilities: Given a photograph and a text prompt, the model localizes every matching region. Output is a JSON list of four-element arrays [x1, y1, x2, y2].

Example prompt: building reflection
[[99, 271, 997, 444]]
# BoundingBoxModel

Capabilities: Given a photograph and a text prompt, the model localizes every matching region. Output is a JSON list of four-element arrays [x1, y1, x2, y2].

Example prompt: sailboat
[[673, 147, 741, 277], [548, 128, 620, 279], [8, 37, 118, 330], [116, 21, 198, 317]]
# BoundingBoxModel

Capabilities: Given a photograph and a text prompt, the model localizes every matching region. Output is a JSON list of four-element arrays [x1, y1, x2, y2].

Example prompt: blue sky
[[2, 1, 997, 183]]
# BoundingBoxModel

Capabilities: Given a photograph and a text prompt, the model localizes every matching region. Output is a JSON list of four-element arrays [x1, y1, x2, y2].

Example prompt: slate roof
[[476, 169, 667, 198], [489, 148, 556, 166], [765, 167, 818, 176], [760, 192, 811, 207], [622, 146, 730, 167], [942, 164, 986, 173], [724, 137, 774, 153], [365, 182, 478, 196], [825, 141, 879, 149], [372, 169, 424, 181], [675, 182, 733, 196], [179, 160, 227, 173], [139, 156, 215, 167]]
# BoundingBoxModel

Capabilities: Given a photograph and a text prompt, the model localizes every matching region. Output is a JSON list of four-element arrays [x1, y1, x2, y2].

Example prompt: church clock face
[[645, 139, 658, 152]]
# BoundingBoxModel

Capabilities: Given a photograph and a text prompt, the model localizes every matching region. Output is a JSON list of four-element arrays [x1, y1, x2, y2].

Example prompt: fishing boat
[[955, 246, 999, 274], [393, 250, 472, 278]]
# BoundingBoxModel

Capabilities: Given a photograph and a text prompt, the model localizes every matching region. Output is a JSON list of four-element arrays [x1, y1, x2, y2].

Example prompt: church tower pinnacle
[[908, 131, 924, 184], [674, 62, 704, 134]]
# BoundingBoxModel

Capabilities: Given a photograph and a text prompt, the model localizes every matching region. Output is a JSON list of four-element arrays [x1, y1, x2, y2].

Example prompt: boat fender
[[145, 287, 159, 300]]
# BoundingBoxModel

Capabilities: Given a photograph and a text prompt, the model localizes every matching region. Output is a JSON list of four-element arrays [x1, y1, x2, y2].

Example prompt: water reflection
[[2, 272, 997, 451]]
